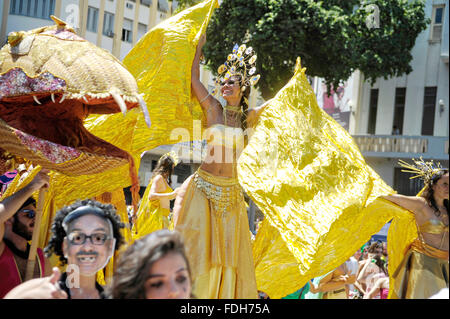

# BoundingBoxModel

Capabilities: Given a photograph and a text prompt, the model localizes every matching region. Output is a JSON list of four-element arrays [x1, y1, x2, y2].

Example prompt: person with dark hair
[[44, 199, 125, 299], [357, 242, 388, 299], [172, 35, 269, 299], [355, 242, 384, 297], [107, 229, 192, 299], [0, 170, 52, 298], [383, 159, 448, 299], [367, 242, 384, 257], [363, 262, 389, 299], [133, 152, 179, 238]]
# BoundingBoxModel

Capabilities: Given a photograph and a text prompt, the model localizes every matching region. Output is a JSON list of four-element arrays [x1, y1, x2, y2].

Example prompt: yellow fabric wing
[[122, 0, 219, 149], [239, 57, 396, 298], [386, 202, 418, 299]]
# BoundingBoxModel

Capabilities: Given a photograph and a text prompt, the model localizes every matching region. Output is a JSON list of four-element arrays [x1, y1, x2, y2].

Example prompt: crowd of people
[[0, 163, 447, 299], [280, 241, 390, 299]]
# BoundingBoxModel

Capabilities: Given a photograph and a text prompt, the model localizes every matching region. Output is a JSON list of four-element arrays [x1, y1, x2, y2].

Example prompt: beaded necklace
[[223, 104, 243, 127]]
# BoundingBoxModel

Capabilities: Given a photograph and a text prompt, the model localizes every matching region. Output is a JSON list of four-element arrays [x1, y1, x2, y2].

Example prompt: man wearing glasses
[[44, 199, 125, 299], [0, 170, 52, 298]]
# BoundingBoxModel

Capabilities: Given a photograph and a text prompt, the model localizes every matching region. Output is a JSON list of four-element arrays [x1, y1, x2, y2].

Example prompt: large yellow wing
[[239, 57, 396, 298]]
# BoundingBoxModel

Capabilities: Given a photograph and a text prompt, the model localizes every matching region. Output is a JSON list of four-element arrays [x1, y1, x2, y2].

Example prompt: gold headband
[[162, 151, 179, 166]]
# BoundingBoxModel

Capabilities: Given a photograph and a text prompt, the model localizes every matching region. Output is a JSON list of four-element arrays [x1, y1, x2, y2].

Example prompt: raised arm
[[357, 259, 372, 283], [382, 194, 427, 216], [0, 170, 49, 243], [191, 35, 220, 119]]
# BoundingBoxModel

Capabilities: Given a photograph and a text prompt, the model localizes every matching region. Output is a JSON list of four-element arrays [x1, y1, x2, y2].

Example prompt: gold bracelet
[[199, 93, 210, 104]]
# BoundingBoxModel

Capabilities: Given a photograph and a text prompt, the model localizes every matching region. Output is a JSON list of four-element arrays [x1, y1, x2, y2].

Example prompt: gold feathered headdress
[[398, 157, 443, 184], [211, 43, 260, 96]]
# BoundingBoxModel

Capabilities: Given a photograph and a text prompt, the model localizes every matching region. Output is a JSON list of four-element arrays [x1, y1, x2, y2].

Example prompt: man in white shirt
[[346, 249, 362, 298]]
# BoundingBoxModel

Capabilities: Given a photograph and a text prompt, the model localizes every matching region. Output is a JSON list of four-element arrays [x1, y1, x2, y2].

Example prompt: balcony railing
[[353, 135, 449, 160]]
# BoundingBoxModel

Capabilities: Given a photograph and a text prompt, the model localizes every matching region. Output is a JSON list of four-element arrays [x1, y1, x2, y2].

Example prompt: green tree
[[173, 0, 428, 99]]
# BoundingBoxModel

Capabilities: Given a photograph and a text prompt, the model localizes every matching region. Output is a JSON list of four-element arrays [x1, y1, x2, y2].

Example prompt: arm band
[[199, 93, 210, 104]]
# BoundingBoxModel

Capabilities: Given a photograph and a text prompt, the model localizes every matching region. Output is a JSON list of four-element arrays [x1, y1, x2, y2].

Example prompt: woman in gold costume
[[134, 152, 179, 238], [172, 35, 266, 299], [383, 160, 448, 299]]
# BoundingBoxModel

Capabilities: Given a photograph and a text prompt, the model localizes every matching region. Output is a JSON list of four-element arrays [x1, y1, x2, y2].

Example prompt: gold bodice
[[418, 219, 449, 235]]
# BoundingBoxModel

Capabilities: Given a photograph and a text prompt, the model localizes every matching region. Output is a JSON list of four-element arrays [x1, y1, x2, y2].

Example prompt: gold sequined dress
[[173, 124, 258, 299]]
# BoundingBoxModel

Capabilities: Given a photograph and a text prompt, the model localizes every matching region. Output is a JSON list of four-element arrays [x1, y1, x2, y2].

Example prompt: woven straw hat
[[0, 15, 150, 118]]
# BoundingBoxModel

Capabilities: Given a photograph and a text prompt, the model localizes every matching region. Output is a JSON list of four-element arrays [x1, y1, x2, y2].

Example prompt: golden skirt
[[174, 168, 258, 299], [390, 239, 449, 299], [132, 176, 173, 240], [134, 205, 170, 239]]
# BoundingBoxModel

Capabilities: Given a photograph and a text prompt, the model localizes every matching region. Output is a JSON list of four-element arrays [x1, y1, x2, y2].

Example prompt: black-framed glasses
[[67, 232, 111, 245], [20, 209, 36, 219]]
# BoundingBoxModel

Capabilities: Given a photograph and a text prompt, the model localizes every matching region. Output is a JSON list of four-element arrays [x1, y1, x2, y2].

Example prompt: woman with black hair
[[383, 161, 448, 299], [44, 199, 125, 299], [363, 258, 389, 299], [133, 152, 179, 239], [357, 242, 388, 299], [172, 35, 268, 299]]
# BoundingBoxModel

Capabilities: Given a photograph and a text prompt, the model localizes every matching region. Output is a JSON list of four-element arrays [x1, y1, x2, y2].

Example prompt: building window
[[430, 5, 445, 42], [392, 87, 406, 135], [137, 23, 147, 40], [140, 0, 152, 6], [9, 0, 55, 20], [87, 6, 99, 33], [394, 167, 424, 196], [122, 18, 133, 43], [103, 12, 115, 38], [421, 87, 437, 136], [367, 89, 379, 135], [158, 0, 169, 13]]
